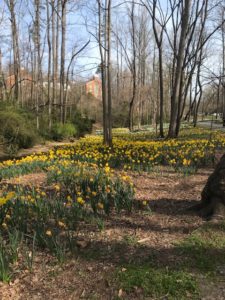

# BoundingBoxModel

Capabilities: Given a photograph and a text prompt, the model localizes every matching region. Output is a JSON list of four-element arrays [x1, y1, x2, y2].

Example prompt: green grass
[[116, 265, 199, 299], [114, 222, 225, 299], [122, 234, 138, 246], [175, 223, 225, 273]]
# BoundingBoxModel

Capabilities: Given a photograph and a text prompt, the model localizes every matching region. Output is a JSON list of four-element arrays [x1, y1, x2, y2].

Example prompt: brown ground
[[1, 168, 225, 300]]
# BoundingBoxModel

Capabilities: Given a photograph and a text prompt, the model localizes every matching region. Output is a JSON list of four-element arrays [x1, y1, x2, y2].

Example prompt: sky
[[0, 0, 223, 85]]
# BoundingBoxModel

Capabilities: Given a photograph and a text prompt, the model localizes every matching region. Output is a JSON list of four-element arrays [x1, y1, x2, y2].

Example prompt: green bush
[[37, 113, 52, 140], [112, 102, 129, 128], [71, 112, 93, 137], [51, 123, 77, 141], [0, 109, 37, 152]]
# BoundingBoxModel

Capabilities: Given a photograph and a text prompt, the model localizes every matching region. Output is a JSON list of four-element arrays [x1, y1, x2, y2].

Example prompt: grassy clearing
[[116, 265, 199, 299], [176, 222, 225, 273], [114, 221, 225, 299]]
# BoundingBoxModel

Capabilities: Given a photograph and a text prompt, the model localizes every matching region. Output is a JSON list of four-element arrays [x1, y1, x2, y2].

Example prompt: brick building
[[85, 75, 102, 99], [5, 69, 32, 89]]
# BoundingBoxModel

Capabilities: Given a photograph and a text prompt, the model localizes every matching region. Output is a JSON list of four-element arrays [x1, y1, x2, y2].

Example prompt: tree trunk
[[60, 0, 66, 124], [192, 154, 225, 220], [51, 0, 56, 106], [128, 0, 137, 132], [222, 9, 225, 127], [168, 0, 191, 138], [107, 0, 112, 146], [46, 0, 52, 129], [34, 0, 42, 130], [158, 47, 164, 137], [7, 0, 21, 103]]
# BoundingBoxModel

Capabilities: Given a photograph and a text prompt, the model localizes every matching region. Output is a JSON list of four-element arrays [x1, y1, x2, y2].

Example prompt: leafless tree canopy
[[0, 0, 224, 142]]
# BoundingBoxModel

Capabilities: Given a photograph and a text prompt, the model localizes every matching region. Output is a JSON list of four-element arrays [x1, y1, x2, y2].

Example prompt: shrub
[[51, 122, 77, 141], [71, 112, 93, 137], [112, 103, 129, 128], [0, 109, 37, 152], [37, 113, 52, 140]]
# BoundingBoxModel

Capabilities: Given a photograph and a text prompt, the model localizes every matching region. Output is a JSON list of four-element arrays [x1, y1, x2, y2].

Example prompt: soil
[[1, 168, 225, 300]]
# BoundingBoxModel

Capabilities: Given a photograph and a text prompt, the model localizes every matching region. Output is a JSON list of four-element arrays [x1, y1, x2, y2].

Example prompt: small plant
[[8, 229, 23, 263], [0, 243, 11, 283], [122, 234, 138, 246], [96, 217, 105, 231], [23, 233, 36, 271]]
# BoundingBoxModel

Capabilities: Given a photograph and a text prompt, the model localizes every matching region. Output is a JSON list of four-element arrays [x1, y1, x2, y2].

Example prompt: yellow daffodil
[[46, 230, 52, 236], [77, 197, 85, 205]]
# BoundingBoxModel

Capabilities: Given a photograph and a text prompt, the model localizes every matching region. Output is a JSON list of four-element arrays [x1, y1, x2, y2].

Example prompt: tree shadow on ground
[[147, 198, 199, 216], [76, 236, 225, 274], [107, 214, 200, 234]]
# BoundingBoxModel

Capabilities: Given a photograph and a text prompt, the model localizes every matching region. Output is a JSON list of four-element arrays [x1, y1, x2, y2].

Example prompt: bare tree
[[5, 0, 21, 103], [168, 0, 191, 138], [221, 6, 225, 126], [128, 0, 137, 132], [141, 0, 171, 137], [46, 0, 52, 129], [97, 0, 108, 144], [106, 0, 112, 145], [60, 0, 67, 123], [33, 0, 42, 130], [96, 0, 112, 146]]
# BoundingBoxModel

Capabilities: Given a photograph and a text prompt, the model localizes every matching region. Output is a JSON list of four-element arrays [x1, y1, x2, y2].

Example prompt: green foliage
[[0, 229, 24, 282], [37, 113, 52, 140], [0, 107, 38, 153], [47, 164, 134, 215], [122, 234, 138, 246], [112, 102, 129, 128], [51, 122, 77, 141], [0, 158, 134, 277], [116, 265, 198, 299], [71, 112, 93, 137], [0, 245, 11, 282]]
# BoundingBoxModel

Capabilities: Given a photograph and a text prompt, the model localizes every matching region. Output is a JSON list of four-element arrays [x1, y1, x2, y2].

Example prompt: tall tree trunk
[[107, 0, 112, 146], [216, 79, 221, 120], [222, 9, 225, 127], [151, 45, 157, 126], [34, 0, 42, 130], [168, 0, 191, 138], [128, 0, 137, 132], [158, 48, 164, 137], [7, 0, 20, 103], [46, 0, 52, 129], [60, 0, 66, 124], [97, 0, 108, 144], [54, 0, 60, 109], [0, 49, 4, 101], [51, 0, 56, 106]]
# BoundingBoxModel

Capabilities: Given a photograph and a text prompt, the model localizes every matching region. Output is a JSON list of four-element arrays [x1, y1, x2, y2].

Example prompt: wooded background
[[0, 0, 224, 146]]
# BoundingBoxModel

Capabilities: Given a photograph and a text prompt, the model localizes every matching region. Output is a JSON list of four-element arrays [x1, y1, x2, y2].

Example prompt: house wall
[[85, 77, 102, 99]]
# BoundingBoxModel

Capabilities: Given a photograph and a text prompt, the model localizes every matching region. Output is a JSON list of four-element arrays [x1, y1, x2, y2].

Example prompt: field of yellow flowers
[[0, 127, 224, 286]]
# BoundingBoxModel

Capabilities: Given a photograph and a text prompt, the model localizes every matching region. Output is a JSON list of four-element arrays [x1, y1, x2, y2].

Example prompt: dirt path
[[0, 141, 75, 161]]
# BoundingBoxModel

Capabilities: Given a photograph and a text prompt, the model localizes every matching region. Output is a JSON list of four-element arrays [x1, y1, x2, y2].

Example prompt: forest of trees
[[1, 2, 225, 297], [0, 0, 224, 145]]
